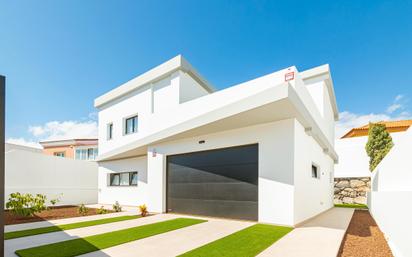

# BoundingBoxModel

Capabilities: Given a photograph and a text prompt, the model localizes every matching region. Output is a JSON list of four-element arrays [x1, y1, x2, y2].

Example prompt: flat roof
[[94, 55, 216, 108]]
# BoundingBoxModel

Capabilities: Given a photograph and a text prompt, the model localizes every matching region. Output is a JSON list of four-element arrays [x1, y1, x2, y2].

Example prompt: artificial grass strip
[[335, 203, 368, 209], [5, 215, 141, 240], [15, 218, 206, 257], [179, 224, 293, 257]]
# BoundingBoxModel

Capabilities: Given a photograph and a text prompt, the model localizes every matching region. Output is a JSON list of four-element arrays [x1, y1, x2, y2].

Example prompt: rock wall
[[334, 177, 370, 205]]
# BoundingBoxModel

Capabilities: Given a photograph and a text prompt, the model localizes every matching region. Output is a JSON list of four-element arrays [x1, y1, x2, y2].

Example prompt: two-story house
[[94, 55, 338, 226]]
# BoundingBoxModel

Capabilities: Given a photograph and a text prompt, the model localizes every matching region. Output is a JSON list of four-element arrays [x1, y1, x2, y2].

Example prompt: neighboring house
[[40, 138, 98, 160], [334, 120, 412, 205], [94, 55, 338, 226], [368, 126, 412, 257], [5, 142, 98, 205]]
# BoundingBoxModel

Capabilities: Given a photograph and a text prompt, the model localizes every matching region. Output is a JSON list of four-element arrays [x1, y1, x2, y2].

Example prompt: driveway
[[5, 208, 353, 257]]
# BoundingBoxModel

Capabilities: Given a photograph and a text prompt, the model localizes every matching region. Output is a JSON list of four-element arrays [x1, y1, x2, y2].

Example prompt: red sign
[[285, 72, 294, 82]]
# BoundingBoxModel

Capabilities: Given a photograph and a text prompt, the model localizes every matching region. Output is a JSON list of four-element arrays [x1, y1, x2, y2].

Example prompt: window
[[107, 123, 113, 140], [54, 152, 65, 157], [109, 172, 138, 186], [124, 115, 138, 135], [311, 164, 319, 179], [75, 148, 98, 160]]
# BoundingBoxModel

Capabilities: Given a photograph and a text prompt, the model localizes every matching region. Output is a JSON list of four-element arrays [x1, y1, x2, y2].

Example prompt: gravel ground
[[5, 205, 107, 225], [338, 210, 393, 257]]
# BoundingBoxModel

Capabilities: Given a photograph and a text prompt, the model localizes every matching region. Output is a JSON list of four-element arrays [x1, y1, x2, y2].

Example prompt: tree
[[365, 123, 394, 171]]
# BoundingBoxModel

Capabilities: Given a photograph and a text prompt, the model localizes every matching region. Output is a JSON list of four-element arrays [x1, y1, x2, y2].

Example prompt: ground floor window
[[109, 172, 138, 186]]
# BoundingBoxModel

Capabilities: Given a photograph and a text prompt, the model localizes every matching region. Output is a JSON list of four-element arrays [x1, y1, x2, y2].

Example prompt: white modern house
[[95, 55, 338, 226]]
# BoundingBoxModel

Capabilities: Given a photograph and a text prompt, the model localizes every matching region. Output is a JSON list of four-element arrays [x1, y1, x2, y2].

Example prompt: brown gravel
[[5, 205, 111, 225], [338, 210, 393, 257]]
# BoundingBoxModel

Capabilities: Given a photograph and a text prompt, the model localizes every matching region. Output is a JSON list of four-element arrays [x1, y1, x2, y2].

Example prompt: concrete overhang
[[97, 83, 338, 163], [94, 55, 215, 109]]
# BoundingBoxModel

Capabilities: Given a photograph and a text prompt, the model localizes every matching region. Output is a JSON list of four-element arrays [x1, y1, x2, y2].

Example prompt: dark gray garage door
[[167, 144, 258, 220]]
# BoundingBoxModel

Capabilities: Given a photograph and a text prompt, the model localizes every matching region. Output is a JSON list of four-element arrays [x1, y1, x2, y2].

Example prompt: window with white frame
[[311, 164, 319, 179], [124, 115, 138, 135], [109, 172, 138, 186], [107, 123, 113, 140], [75, 148, 98, 160]]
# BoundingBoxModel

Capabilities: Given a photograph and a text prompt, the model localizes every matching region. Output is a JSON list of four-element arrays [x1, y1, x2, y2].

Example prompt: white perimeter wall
[[5, 149, 98, 206], [293, 120, 334, 224], [368, 192, 412, 257], [367, 127, 412, 257], [98, 156, 148, 206], [335, 132, 405, 178]]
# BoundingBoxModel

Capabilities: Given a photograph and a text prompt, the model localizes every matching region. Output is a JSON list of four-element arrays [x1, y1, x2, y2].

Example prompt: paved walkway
[[258, 208, 354, 257], [79, 217, 253, 257]]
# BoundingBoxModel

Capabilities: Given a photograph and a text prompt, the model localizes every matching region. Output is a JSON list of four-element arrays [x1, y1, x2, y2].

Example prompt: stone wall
[[334, 177, 370, 205]]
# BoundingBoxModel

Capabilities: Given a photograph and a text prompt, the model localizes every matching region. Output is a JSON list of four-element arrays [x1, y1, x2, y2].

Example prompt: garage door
[[167, 144, 258, 220]]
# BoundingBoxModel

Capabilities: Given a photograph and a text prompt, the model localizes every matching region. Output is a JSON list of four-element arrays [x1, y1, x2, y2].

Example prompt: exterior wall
[[293, 75, 335, 145], [5, 149, 98, 206], [97, 71, 210, 155], [179, 71, 209, 103], [334, 177, 370, 204], [43, 145, 75, 158], [146, 119, 296, 226], [98, 156, 147, 206], [293, 119, 334, 225]]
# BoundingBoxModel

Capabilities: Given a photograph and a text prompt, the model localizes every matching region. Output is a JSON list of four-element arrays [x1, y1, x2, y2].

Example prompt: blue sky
[[1, 0, 412, 146]]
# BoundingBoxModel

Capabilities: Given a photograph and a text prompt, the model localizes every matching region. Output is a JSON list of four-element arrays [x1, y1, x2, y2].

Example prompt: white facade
[[368, 127, 412, 257], [334, 132, 405, 178], [95, 55, 338, 226], [5, 145, 98, 206]]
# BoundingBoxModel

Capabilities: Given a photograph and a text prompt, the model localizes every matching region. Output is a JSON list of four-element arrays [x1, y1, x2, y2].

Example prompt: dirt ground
[[5, 205, 109, 225], [338, 210, 393, 257]]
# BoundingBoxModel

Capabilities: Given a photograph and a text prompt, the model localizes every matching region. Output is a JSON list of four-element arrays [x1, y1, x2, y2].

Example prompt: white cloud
[[6, 138, 42, 149], [6, 114, 98, 148], [28, 120, 98, 142], [395, 94, 404, 101], [386, 103, 402, 114]]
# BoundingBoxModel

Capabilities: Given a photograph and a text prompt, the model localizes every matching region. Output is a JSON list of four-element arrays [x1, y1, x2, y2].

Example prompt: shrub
[[97, 206, 109, 214], [78, 204, 89, 215], [139, 204, 148, 217], [49, 194, 62, 207], [6, 192, 48, 217], [112, 201, 122, 212], [365, 123, 394, 171]]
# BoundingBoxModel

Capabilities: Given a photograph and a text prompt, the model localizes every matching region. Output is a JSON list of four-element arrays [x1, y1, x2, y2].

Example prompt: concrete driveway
[[5, 208, 353, 257]]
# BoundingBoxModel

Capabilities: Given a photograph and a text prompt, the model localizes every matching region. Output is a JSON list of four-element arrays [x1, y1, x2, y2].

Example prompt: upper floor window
[[54, 152, 65, 157], [76, 148, 98, 160], [107, 123, 113, 140], [125, 115, 138, 135]]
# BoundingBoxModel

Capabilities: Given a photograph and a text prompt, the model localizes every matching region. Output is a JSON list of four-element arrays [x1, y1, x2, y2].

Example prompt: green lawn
[[5, 215, 141, 240], [334, 203, 368, 209], [178, 224, 293, 257], [15, 218, 206, 257]]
